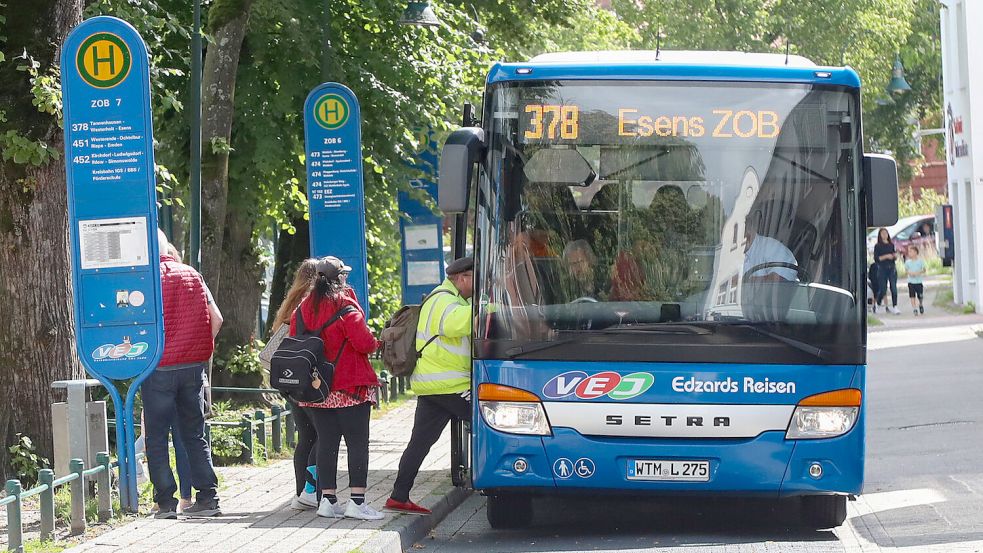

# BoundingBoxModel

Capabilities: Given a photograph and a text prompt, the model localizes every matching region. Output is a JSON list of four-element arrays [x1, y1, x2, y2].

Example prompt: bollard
[[96, 452, 113, 521], [240, 417, 254, 464], [379, 371, 390, 404], [271, 405, 282, 453], [39, 469, 55, 540], [6, 479, 23, 553], [390, 375, 399, 401], [398, 375, 407, 395], [69, 458, 86, 535], [376, 369, 389, 407], [255, 410, 267, 460], [284, 408, 295, 449]]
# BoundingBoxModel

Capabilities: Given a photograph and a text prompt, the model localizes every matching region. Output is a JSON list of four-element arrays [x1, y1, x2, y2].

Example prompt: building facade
[[941, 0, 983, 309]]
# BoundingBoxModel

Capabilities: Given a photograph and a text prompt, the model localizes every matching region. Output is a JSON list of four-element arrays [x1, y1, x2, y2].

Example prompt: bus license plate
[[628, 459, 710, 481]]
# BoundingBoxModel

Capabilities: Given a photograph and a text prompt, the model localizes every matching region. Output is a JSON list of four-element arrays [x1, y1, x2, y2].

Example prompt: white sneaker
[[890, 306, 902, 314], [290, 491, 318, 510], [316, 498, 346, 518], [344, 501, 385, 520]]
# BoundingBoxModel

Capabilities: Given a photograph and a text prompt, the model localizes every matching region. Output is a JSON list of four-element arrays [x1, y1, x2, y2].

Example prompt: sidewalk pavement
[[870, 275, 983, 333], [65, 399, 469, 553]]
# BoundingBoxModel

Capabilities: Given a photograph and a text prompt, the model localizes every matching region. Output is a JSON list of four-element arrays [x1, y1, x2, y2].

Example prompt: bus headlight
[[480, 401, 551, 435], [477, 383, 552, 436], [786, 406, 858, 439], [785, 388, 861, 440]]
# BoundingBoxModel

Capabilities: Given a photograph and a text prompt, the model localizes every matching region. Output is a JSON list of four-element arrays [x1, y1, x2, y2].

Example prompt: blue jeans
[[876, 264, 898, 307], [141, 365, 218, 509], [171, 421, 192, 500]]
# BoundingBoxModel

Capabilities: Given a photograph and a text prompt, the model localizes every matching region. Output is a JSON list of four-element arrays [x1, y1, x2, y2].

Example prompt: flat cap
[[445, 256, 474, 276]]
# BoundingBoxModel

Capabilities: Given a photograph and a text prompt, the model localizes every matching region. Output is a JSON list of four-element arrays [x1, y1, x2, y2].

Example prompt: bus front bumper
[[472, 414, 864, 498]]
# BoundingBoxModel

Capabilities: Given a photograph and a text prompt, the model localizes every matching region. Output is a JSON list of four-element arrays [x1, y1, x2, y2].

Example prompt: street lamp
[[400, 1, 441, 27], [189, 0, 203, 271], [886, 54, 912, 95]]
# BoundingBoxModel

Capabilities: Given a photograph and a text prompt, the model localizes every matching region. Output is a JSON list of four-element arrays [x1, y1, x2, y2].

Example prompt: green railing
[[1, 451, 145, 553], [207, 372, 409, 463]]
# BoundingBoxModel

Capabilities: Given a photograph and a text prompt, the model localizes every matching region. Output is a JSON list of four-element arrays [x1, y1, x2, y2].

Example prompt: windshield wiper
[[733, 323, 828, 361], [505, 338, 578, 359], [598, 323, 712, 335]]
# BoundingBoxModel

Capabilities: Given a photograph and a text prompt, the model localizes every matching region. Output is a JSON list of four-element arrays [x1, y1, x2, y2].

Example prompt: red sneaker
[[384, 498, 432, 515]]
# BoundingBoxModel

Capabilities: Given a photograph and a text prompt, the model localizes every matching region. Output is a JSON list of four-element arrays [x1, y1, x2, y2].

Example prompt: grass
[[931, 286, 977, 314], [22, 539, 67, 553], [867, 314, 883, 326]]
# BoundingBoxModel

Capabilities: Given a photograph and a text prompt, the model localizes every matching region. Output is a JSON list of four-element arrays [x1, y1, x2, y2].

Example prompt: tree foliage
[[610, 0, 940, 181]]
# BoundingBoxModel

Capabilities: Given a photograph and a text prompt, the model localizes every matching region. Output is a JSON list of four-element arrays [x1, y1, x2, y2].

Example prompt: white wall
[[941, 0, 983, 311]]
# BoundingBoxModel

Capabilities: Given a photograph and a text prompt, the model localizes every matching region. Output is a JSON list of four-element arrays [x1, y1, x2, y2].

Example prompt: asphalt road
[[413, 315, 983, 553]]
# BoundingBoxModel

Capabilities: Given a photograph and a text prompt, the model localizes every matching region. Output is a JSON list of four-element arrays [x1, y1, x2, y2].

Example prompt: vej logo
[[313, 93, 350, 130], [543, 371, 655, 400], [91, 337, 148, 361], [76, 32, 131, 88], [282, 369, 294, 379]]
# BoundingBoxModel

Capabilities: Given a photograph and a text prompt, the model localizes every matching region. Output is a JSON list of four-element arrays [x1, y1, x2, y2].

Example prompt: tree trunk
[[266, 217, 310, 335], [0, 0, 83, 478], [211, 203, 264, 389], [199, 0, 254, 298]]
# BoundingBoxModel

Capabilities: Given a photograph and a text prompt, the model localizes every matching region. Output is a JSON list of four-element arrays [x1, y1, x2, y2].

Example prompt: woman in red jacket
[[290, 256, 383, 520]]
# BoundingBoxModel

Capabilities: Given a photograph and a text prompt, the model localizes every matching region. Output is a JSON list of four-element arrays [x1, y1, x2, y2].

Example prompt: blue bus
[[438, 51, 898, 529]]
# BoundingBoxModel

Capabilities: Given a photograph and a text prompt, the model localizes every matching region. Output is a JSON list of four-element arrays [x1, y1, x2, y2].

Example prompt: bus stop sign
[[61, 15, 162, 512], [304, 83, 370, 315], [63, 16, 163, 379]]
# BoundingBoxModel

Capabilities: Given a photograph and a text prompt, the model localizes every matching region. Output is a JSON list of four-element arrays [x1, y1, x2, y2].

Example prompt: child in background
[[905, 245, 926, 315]]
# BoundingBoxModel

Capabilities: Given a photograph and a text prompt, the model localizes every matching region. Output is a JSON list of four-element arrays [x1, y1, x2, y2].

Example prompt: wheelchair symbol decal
[[574, 457, 595, 478]]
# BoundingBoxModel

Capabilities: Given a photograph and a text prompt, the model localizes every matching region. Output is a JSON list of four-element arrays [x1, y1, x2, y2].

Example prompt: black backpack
[[270, 305, 356, 403]]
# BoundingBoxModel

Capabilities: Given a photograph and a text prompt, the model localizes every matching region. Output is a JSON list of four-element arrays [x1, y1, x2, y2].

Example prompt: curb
[[361, 486, 472, 553]]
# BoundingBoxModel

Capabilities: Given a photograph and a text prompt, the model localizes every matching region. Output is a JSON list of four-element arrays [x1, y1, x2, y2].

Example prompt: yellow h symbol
[[89, 43, 117, 76]]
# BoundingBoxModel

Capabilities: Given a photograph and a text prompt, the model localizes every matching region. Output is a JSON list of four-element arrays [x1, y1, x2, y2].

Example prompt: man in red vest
[[143, 230, 224, 518]]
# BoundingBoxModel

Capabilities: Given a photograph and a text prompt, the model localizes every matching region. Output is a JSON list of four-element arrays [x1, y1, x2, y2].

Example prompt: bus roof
[[530, 50, 816, 67], [487, 50, 861, 88]]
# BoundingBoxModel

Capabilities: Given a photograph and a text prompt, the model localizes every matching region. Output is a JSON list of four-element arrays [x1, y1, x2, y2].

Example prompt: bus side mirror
[[864, 153, 899, 228], [439, 127, 485, 214]]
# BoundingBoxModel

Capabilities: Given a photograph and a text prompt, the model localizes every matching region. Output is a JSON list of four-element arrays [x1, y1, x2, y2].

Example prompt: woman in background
[[270, 259, 322, 510], [874, 228, 901, 314]]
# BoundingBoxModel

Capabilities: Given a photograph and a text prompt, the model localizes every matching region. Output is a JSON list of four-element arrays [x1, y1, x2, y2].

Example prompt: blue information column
[[304, 83, 369, 316], [399, 130, 445, 304], [61, 16, 163, 512]]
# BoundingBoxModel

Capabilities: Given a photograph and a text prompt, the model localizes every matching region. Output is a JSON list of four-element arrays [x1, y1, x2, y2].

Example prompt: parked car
[[866, 214, 936, 258]]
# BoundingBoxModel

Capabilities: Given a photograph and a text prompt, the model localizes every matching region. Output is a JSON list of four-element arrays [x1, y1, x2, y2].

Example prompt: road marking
[[868, 324, 982, 351]]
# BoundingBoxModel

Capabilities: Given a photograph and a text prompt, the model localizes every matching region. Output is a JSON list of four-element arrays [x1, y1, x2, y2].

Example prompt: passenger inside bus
[[560, 239, 605, 302]]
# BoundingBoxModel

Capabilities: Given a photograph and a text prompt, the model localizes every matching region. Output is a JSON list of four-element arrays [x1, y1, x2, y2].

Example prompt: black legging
[[306, 402, 371, 490], [292, 401, 318, 497], [876, 263, 898, 307]]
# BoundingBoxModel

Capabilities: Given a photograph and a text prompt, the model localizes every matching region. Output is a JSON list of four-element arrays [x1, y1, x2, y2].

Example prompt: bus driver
[[742, 211, 797, 283]]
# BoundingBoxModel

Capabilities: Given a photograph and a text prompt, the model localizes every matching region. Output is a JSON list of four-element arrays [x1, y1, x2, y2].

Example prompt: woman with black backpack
[[289, 256, 384, 520]]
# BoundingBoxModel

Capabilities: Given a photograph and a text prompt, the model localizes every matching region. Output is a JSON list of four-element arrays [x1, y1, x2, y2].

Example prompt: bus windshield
[[475, 80, 863, 365]]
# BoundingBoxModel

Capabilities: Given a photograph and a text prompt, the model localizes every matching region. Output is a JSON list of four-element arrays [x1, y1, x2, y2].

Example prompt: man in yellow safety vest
[[384, 256, 473, 515]]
